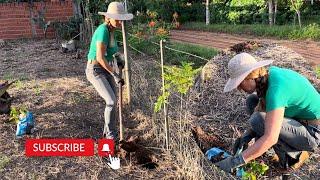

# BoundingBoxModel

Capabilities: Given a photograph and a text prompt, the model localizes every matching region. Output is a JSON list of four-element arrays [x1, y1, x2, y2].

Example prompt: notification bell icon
[[101, 144, 110, 152]]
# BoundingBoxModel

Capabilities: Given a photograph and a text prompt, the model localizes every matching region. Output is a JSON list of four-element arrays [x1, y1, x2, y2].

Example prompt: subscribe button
[[25, 139, 94, 157]]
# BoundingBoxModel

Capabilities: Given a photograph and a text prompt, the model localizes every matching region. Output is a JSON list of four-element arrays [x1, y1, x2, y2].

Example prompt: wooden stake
[[160, 40, 169, 151]]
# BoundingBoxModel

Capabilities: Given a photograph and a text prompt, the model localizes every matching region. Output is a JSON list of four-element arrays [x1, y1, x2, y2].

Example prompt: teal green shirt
[[87, 23, 118, 62], [266, 66, 320, 120]]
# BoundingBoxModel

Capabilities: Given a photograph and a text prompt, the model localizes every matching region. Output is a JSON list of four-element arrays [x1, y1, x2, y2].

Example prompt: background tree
[[290, 0, 303, 28]]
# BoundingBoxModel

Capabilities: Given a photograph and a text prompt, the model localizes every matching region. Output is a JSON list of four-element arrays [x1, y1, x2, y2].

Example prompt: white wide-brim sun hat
[[223, 52, 273, 93], [98, 2, 133, 21]]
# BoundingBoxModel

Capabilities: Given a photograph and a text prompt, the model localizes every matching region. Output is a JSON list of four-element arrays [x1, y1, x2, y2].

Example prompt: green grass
[[0, 154, 10, 171], [128, 36, 218, 68], [167, 42, 218, 67], [182, 22, 320, 41], [316, 66, 320, 78]]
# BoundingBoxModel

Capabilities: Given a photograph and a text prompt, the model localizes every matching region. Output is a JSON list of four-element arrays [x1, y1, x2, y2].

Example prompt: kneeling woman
[[216, 53, 320, 172]]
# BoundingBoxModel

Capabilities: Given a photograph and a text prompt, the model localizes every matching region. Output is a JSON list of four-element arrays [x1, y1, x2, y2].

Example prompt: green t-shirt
[[266, 66, 320, 120], [87, 23, 118, 62]]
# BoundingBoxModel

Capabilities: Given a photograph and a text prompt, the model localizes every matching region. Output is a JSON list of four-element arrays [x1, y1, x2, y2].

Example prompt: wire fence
[[127, 39, 228, 179]]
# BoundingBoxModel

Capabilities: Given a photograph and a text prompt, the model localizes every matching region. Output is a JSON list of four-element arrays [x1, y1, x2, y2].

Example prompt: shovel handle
[[118, 67, 124, 141]]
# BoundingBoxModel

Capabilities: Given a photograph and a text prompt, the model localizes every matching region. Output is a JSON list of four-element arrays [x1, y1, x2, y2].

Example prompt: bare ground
[[0, 39, 180, 179]]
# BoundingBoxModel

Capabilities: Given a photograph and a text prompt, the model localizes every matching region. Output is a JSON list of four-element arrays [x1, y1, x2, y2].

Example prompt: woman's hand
[[112, 72, 124, 85]]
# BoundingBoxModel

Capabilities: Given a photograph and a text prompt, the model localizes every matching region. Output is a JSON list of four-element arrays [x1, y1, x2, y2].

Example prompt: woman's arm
[[242, 107, 285, 162], [96, 42, 114, 74]]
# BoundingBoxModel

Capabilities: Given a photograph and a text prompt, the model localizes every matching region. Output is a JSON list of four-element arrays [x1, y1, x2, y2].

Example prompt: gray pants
[[246, 94, 320, 165], [86, 63, 117, 138]]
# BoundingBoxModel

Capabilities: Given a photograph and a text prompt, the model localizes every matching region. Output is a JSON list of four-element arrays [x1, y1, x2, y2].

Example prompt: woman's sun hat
[[223, 52, 273, 93], [98, 2, 133, 21]]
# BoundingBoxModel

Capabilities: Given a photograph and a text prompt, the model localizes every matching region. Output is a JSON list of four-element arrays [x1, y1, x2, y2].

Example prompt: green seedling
[[14, 80, 24, 90], [9, 106, 28, 124], [33, 86, 41, 96], [242, 161, 269, 180]]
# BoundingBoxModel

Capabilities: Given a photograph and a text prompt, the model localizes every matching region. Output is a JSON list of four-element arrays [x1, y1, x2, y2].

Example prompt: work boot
[[270, 153, 280, 163], [288, 151, 310, 170]]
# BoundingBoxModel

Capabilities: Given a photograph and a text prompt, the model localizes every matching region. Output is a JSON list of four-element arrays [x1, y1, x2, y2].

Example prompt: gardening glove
[[215, 154, 246, 173], [113, 52, 125, 69], [233, 129, 256, 155], [112, 72, 124, 85]]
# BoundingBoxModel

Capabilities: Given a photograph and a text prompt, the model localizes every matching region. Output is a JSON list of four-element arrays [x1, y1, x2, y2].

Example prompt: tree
[[267, 0, 278, 25], [268, 0, 274, 25], [290, 0, 303, 28]]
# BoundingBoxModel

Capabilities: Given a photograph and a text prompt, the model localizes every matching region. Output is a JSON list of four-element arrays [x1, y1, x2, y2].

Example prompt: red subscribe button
[[25, 139, 94, 157]]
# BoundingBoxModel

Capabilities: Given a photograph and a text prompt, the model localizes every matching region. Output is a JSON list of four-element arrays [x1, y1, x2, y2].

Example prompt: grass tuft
[[183, 22, 320, 41]]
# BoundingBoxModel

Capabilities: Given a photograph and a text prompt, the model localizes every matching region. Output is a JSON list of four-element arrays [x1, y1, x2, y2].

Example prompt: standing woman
[[86, 2, 133, 139]]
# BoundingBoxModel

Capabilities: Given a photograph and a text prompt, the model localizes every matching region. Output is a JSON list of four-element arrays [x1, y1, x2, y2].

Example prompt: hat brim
[[98, 12, 133, 20], [223, 60, 273, 93]]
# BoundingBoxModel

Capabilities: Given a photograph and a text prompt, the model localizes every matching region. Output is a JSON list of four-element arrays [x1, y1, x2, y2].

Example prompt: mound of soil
[[118, 136, 158, 169]]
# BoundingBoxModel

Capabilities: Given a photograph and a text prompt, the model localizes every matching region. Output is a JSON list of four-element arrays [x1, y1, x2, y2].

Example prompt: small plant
[[0, 154, 10, 171], [147, 10, 158, 20], [32, 7, 51, 38], [14, 80, 24, 90], [9, 106, 27, 124], [316, 66, 320, 78], [154, 62, 200, 112], [33, 86, 41, 96], [242, 161, 269, 180], [51, 16, 82, 40]]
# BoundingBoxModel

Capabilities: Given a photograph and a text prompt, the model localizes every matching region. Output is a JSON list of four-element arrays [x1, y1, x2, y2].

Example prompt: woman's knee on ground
[[249, 112, 266, 136]]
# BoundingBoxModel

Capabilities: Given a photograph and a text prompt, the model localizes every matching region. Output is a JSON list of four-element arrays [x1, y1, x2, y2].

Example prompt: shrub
[[52, 16, 82, 40], [289, 23, 320, 40]]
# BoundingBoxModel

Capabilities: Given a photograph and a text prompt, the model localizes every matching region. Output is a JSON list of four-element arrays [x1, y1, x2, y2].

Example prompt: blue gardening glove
[[215, 154, 246, 173], [233, 129, 256, 155], [112, 72, 124, 85]]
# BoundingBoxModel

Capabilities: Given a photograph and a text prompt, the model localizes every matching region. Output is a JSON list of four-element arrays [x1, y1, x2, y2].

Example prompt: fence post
[[160, 40, 169, 151], [121, 21, 131, 105]]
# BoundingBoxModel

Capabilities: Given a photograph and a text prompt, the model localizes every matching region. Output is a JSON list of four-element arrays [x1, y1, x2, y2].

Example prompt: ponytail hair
[[246, 67, 269, 98]]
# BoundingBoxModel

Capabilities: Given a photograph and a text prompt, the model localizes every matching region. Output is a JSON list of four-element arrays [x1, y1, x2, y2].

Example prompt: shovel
[[118, 66, 124, 141], [0, 81, 15, 97]]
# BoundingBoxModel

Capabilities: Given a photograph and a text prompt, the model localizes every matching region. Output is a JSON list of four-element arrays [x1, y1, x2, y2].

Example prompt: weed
[[70, 92, 90, 104], [14, 80, 24, 90], [3, 73, 14, 81], [316, 66, 320, 78], [0, 154, 10, 171], [33, 86, 41, 96], [9, 106, 27, 124]]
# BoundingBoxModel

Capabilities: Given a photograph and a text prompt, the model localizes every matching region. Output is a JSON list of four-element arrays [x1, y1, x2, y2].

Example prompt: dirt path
[[170, 30, 320, 67]]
